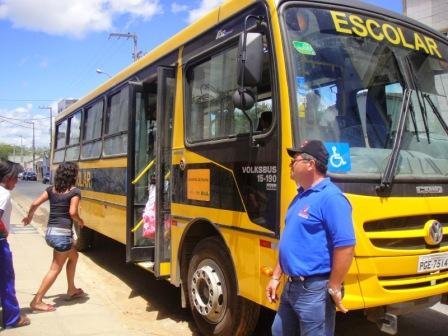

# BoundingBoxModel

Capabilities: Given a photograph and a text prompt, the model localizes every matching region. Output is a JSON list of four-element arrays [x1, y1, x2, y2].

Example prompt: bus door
[[125, 67, 175, 277], [154, 66, 175, 277], [126, 81, 156, 264]]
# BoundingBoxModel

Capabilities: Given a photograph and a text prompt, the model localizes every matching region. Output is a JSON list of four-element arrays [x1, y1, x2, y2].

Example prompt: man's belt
[[287, 273, 330, 282]]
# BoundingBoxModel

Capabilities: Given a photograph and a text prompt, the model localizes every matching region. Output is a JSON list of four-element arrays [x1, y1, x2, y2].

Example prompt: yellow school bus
[[53, 0, 448, 334]]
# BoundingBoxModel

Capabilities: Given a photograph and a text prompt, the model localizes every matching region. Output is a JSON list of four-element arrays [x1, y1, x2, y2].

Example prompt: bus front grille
[[364, 214, 448, 250], [378, 270, 448, 290]]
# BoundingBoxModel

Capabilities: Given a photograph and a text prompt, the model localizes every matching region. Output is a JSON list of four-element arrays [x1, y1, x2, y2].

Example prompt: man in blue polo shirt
[[267, 140, 355, 336]]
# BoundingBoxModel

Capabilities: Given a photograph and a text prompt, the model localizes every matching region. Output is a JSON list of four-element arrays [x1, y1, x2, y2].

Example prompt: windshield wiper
[[405, 56, 431, 143], [422, 93, 448, 136], [376, 88, 412, 193], [408, 103, 420, 142]]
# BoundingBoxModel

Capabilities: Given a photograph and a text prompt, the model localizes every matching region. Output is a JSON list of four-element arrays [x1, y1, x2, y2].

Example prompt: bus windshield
[[282, 6, 448, 181]]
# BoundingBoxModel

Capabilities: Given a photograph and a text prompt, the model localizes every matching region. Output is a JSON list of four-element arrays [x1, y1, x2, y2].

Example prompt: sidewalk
[[0, 200, 131, 335]]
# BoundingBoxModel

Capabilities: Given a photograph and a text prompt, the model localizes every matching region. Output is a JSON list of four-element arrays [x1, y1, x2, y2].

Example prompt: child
[[22, 162, 85, 312], [0, 159, 30, 328]]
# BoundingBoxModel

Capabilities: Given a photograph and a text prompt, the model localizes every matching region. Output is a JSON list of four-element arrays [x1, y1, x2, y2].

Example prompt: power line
[[0, 98, 55, 102], [0, 117, 34, 129], [0, 114, 51, 121], [64, 36, 127, 93]]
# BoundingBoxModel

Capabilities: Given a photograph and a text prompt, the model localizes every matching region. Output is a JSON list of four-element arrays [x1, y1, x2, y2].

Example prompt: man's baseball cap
[[287, 140, 329, 166]]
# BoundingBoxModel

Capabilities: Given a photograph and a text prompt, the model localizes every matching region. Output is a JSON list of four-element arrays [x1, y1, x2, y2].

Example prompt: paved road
[[10, 181, 448, 335]]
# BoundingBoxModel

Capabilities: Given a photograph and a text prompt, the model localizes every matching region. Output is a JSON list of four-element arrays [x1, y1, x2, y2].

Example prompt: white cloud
[[187, 0, 223, 24], [171, 2, 188, 14], [108, 0, 162, 20], [0, 0, 162, 38], [0, 101, 58, 148]]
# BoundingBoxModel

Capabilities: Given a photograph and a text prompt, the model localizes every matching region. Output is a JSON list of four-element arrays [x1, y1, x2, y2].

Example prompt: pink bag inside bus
[[142, 184, 156, 239]]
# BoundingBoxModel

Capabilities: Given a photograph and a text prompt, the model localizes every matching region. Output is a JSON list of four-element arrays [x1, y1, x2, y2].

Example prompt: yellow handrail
[[130, 160, 171, 233], [132, 159, 156, 184], [131, 218, 144, 233]]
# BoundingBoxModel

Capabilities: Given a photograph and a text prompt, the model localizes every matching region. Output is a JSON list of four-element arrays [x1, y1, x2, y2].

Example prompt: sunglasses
[[290, 158, 310, 166]]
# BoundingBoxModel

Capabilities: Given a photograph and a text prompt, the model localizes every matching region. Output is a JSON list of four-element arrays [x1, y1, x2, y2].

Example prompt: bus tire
[[74, 222, 94, 251], [187, 237, 259, 336]]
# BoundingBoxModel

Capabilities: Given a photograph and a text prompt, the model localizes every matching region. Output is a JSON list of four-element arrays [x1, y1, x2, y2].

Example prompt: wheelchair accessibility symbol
[[325, 142, 351, 173], [330, 146, 346, 168]]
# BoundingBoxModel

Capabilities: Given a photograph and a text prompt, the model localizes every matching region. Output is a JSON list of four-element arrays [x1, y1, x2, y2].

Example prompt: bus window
[[56, 120, 67, 149], [66, 111, 81, 161], [186, 45, 239, 142], [104, 86, 129, 156], [81, 100, 103, 159], [186, 38, 273, 143], [54, 120, 68, 163]]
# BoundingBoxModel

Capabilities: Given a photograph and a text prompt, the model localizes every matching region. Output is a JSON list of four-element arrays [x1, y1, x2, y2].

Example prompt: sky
[[0, 0, 403, 148]]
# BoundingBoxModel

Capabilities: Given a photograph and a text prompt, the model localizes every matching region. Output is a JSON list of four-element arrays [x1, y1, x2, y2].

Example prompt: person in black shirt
[[22, 162, 85, 312]]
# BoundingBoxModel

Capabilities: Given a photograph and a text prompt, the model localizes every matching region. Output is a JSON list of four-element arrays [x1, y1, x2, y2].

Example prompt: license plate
[[417, 252, 448, 273]]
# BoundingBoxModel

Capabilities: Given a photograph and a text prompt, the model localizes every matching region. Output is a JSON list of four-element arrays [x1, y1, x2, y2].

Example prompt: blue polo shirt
[[279, 178, 355, 277]]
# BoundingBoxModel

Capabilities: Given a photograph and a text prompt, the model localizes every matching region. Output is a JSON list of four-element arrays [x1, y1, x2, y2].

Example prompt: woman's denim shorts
[[45, 227, 74, 252]]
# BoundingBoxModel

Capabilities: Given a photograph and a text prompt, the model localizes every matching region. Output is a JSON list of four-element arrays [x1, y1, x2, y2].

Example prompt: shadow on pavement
[[81, 233, 200, 334], [80, 233, 279, 336]]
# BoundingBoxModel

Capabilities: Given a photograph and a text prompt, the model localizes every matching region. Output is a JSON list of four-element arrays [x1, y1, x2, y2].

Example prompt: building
[[403, 0, 448, 35], [57, 98, 78, 113]]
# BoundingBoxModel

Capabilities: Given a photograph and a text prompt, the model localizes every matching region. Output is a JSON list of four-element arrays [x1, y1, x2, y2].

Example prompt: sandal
[[30, 302, 56, 313], [13, 315, 30, 328], [65, 288, 86, 301]]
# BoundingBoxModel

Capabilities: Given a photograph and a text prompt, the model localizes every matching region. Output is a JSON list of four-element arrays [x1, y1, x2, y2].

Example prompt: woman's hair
[[54, 162, 79, 192], [0, 159, 22, 182]]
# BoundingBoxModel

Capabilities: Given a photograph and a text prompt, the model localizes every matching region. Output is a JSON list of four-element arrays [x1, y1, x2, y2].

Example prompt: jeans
[[0, 239, 20, 328], [45, 227, 73, 252], [272, 277, 335, 336]]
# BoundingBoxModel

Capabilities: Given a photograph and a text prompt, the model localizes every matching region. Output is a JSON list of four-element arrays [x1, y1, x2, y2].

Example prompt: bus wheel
[[187, 237, 259, 336], [74, 222, 94, 251]]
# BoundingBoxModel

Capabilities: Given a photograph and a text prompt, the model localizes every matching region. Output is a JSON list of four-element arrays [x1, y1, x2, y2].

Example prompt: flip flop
[[65, 288, 86, 301], [30, 303, 56, 313], [11, 315, 30, 328]]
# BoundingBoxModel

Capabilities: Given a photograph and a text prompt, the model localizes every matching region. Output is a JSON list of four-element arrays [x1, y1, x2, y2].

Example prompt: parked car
[[42, 173, 51, 184], [23, 171, 37, 181]]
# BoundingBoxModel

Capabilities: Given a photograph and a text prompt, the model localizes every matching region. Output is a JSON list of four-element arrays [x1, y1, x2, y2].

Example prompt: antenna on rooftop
[[109, 32, 142, 62]]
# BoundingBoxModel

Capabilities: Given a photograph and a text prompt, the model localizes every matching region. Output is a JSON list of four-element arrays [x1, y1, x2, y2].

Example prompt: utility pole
[[39, 105, 53, 152], [109, 32, 142, 62], [20, 136, 23, 165], [20, 120, 35, 171], [32, 121, 35, 172]]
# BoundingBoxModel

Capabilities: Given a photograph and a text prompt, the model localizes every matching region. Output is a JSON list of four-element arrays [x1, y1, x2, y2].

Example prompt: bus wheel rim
[[191, 259, 227, 323]]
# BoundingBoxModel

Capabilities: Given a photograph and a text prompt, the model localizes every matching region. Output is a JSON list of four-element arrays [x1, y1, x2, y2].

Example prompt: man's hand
[[266, 278, 280, 303], [328, 287, 348, 313]]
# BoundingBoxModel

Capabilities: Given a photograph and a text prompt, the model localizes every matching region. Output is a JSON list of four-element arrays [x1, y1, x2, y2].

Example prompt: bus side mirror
[[237, 32, 263, 87], [232, 88, 255, 111], [233, 32, 263, 111]]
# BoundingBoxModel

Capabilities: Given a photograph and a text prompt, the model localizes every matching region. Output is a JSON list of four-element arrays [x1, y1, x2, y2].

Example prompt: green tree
[[0, 143, 14, 160]]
